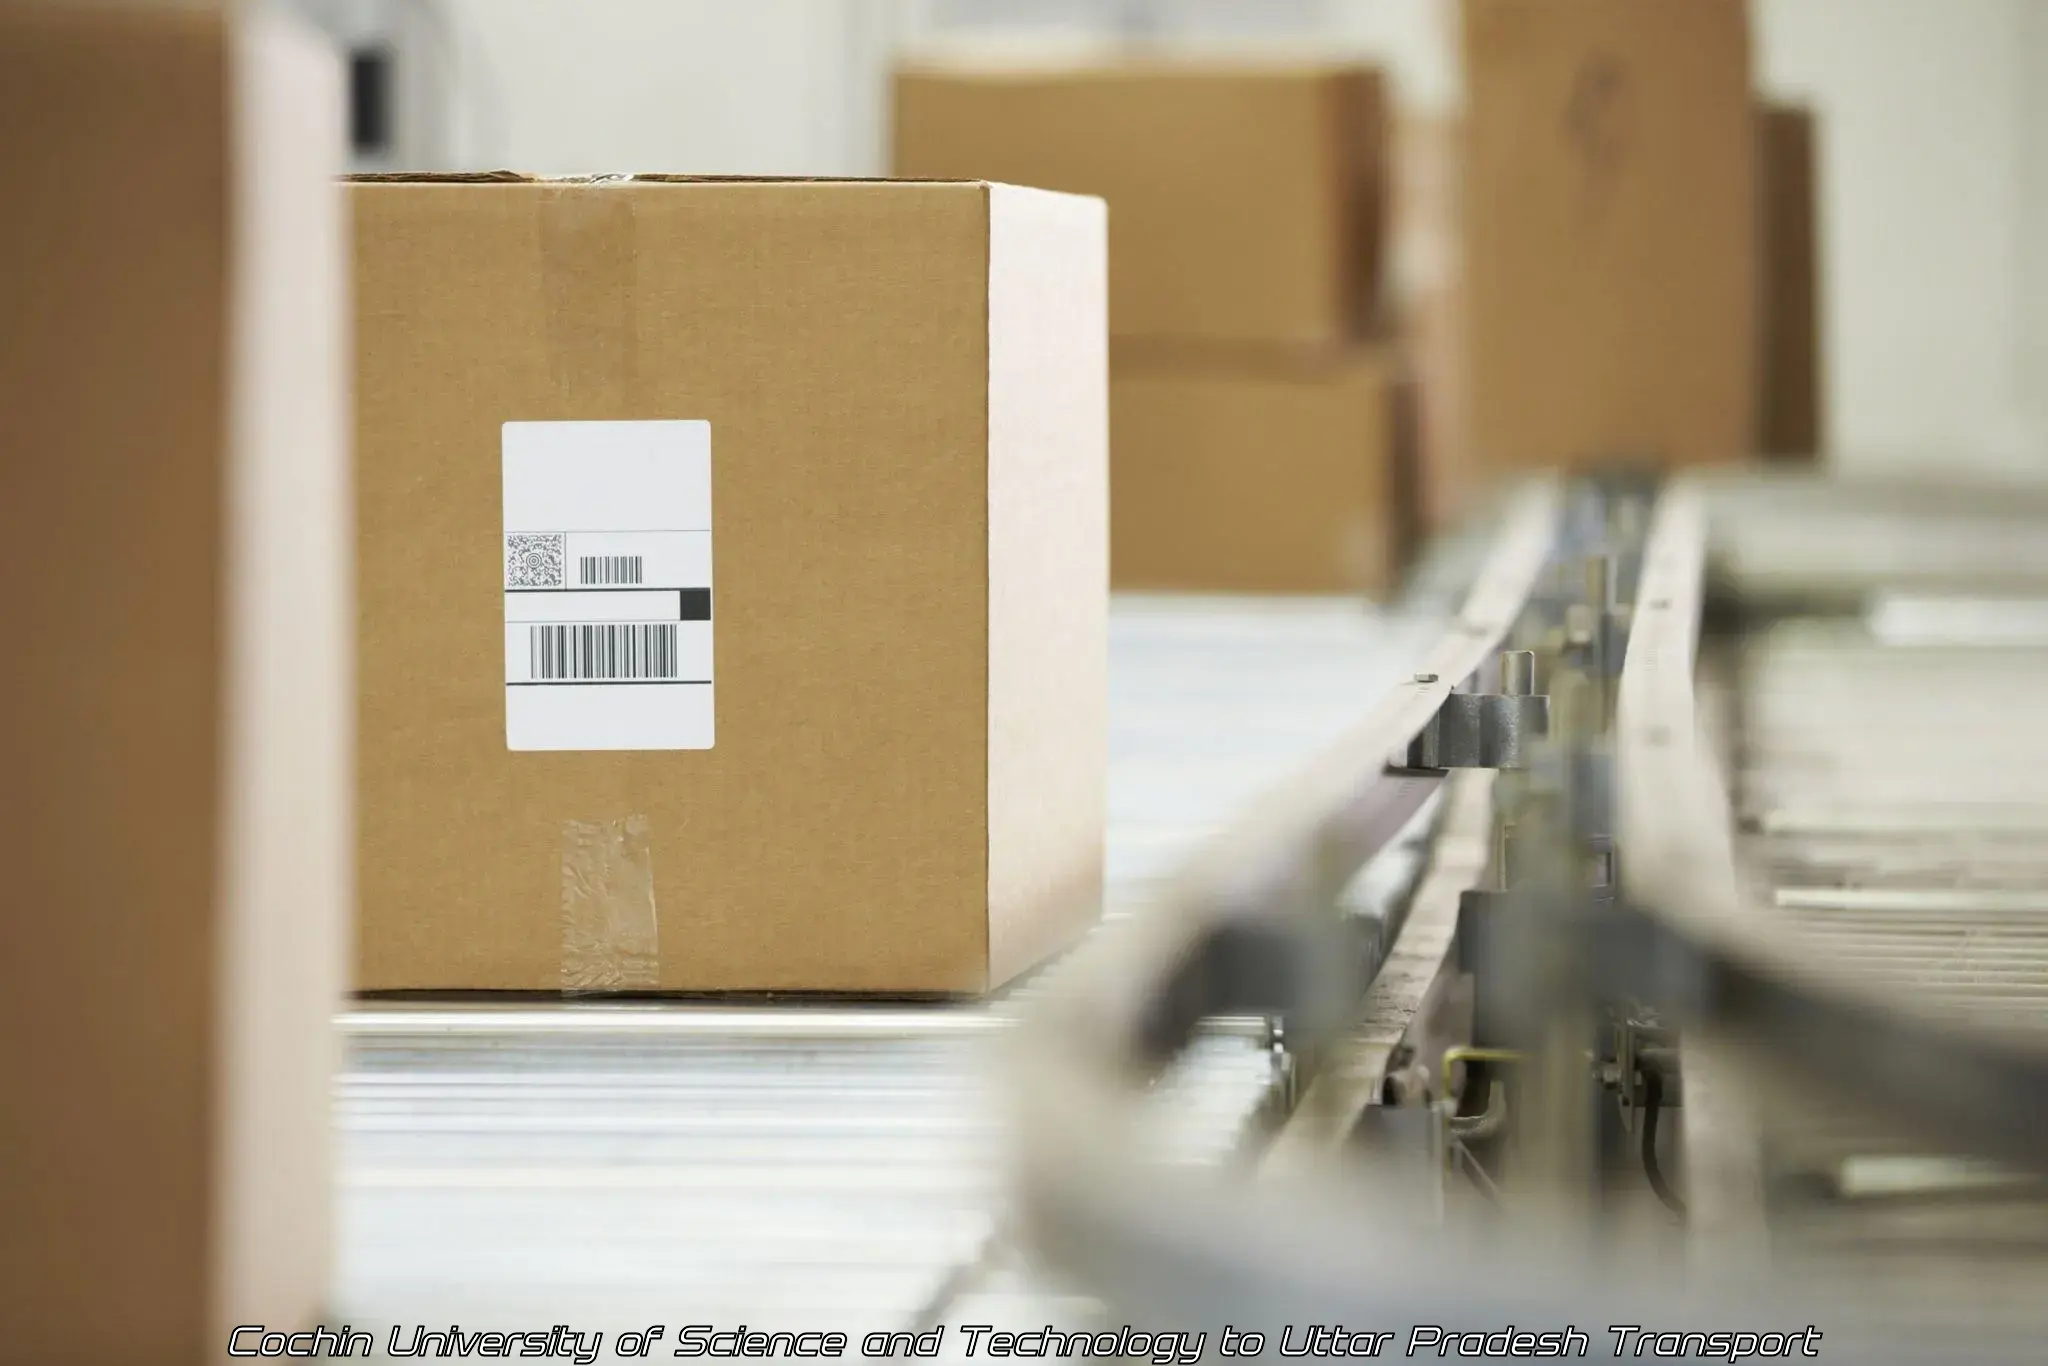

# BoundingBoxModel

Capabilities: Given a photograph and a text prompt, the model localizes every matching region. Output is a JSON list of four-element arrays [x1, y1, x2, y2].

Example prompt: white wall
[[1350, 0, 2048, 475], [433, 0, 874, 175], [1753, 0, 2039, 474], [399, 0, 2048, 476]]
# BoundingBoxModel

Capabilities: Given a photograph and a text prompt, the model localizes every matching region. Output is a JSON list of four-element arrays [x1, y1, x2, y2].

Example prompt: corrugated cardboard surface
[[1109, 347, 1403, 595], [354, 178, 1105, 994], [1758, 101, 1823, 460], [0, 3, 345, 1358], [893, 59, 1385, 348], [1461, 0, 1759, 475], [1387, 112, 1478, 534]]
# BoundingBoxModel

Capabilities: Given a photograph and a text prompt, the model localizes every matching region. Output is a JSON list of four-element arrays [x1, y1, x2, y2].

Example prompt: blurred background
[[295, 0, 2048, 481]]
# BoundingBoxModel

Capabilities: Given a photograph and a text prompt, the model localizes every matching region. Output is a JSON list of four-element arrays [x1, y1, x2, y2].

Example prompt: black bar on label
[[507, 679, 711, 687], [505, 586, 716, 609]]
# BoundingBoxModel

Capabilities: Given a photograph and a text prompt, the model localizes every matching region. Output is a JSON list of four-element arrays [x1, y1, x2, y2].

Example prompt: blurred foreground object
[[0, 1, 349, 1358], [893, 57, 1405, 596], [1009, 471, 2048, 1359]]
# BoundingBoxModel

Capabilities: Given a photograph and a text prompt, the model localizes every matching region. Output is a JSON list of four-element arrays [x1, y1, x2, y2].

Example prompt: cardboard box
[[1386, 112, 1478, 534], [1758, 101, 1823, 460], [1458, 0, 1759, 478], [893, 58, 1385, 348], [353, 177, 1106, 995], [0, 3, 348, 1356], [1110, 347, 1407, 595]]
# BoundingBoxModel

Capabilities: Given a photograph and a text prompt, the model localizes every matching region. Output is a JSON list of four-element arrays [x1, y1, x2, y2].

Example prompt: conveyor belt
[[332, 595, 1446, 1343], [1710, 612, 2048, 1356], [1595, 480, 2048, 1360], [980, 477, 2048, 1360]]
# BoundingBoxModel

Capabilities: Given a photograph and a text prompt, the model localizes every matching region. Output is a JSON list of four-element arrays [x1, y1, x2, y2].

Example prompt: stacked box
[[1111, 347, 1406, 593], [895, 58, 1404, 595], [1396, 0, 1763, 530], [0, 2, 348, 1354], [351, 177, 1107, 994]]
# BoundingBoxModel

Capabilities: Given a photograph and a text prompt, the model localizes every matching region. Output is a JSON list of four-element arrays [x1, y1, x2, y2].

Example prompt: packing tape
[[560, 816, 660, 992]]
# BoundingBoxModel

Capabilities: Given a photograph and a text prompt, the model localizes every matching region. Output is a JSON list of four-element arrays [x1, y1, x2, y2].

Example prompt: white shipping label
[[503, 420, 713, 751]]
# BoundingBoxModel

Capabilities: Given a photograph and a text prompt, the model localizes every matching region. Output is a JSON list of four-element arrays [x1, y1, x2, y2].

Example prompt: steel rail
[[1002, 482, 1749, 1342], [1000, 476, 2046, 1361], [1011, 479, 1557, 1067], [1612, 483, 2048, 1179], [1693, 469, 2048, 610], [1258, 767, 1495, 1167], [1001, 480, 1954, 1357]]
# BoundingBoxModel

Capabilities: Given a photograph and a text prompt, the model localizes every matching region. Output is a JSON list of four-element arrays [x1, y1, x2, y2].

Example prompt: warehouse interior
[[6, 1, 2048, 1362]]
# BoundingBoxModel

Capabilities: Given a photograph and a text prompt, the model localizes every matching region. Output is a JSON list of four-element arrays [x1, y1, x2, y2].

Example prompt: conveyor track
[[333, 596, 1447, 1340], [990, 475, 2048, 1361], [1710, 614, 2048, 1354]]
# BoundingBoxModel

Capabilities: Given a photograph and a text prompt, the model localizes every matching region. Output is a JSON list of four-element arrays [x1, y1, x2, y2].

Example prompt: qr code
[[505, 534, 565, 588]]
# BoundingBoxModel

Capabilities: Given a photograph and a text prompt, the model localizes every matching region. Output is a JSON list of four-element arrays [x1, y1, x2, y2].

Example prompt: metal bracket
[[1457, 888, 1519, 1048], [1403, 651, 1550, 770]]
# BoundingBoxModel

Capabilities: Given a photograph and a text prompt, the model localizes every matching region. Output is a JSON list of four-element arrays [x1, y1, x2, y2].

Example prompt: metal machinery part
[[1631, 481, 2048, 1359], [1009, 471, 2048, 1361]]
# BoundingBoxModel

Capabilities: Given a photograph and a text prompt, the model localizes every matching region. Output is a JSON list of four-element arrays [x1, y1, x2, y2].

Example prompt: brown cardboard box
[[353, 177, 1106, 994], [1111, 347, 1406, 595], [893, 58, 1385, 348], [1758, 101, 1824, 459], [0, 3, 348, 1357], [1458, 0, 1759, 478], [1386, 112, 1477, 534]]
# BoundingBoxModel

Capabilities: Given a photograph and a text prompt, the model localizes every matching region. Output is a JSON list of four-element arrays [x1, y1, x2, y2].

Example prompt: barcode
[[528, 624, 678, 681], [579, 555, 643, 586]]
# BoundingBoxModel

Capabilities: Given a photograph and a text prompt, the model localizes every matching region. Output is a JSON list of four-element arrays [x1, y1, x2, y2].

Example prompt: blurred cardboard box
[[0, 2, 348, 1355], [893, 58, 1386, 349], [1386, 113, 1475, 535], [1462, 0, 1758, 476], [1111, 347, 1408, 595], [352, 177, 1106, 994], [895, 55, 1402, 595], [1400, 0, 1760, 529], [1758, 101, 1824, 460]]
